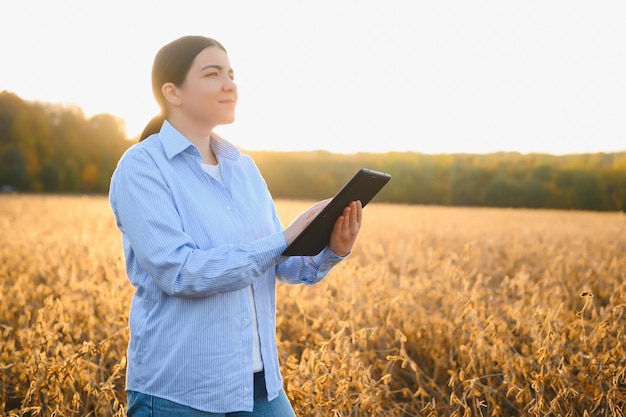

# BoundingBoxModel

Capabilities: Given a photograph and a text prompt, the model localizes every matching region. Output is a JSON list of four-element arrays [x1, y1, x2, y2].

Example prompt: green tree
[[571, 170, 609, 210], [0, 146, 29, 190], [483, 175, 521, 207], [451, 164, 491, 207], [519, 177, 551, 208], [39, 160, 61, 191]]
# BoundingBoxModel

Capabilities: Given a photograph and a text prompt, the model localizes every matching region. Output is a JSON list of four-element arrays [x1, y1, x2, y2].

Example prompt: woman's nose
[[224, 77, 237, 91]]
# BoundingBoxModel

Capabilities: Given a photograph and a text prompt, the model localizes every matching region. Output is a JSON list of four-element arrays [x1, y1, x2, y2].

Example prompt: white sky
[[1, 0, 625, 155]]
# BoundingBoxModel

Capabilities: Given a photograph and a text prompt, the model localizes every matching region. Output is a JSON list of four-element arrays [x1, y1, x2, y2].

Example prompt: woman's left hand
[[329, 200, 363, 257]]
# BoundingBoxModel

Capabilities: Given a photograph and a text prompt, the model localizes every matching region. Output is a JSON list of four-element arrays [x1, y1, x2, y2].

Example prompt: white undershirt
[[200, 162, 221, 180], [201, 162, 263, 372]]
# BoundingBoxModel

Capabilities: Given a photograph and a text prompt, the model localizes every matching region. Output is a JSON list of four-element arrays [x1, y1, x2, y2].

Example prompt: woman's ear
[[162, 82, 182, 107]]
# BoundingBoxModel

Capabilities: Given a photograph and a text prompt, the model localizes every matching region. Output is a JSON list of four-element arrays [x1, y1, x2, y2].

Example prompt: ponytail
[[139, 115, 165, 142]]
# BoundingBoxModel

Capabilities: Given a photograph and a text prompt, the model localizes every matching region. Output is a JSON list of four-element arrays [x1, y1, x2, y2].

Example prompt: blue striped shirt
[[109, 120, 343, 413]]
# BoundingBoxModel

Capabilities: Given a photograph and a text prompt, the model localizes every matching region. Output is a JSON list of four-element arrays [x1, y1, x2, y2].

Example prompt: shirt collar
[[159, 120, 241, 161], [159, 120, 193, 159], [209, 131, 241, 162]]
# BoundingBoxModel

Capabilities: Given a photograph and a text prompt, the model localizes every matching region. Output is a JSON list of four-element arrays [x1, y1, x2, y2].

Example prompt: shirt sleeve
[[267, 199, 347, 285], [110, 153, 287, 298], [275, 247, 346, 285]]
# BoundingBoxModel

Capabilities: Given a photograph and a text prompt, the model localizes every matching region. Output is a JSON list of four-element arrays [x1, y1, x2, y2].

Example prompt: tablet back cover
[[282, 168, 391, 256]]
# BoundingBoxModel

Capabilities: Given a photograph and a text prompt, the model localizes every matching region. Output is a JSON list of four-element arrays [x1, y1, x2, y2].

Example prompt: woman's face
[[175, 46, 237, 129]]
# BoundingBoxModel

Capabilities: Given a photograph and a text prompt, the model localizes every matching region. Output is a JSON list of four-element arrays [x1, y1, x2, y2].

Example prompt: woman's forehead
[[193, 46, 231, 68]]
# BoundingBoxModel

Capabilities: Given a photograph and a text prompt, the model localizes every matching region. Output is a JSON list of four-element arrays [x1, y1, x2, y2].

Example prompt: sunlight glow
[[1, 0, 625, 155]]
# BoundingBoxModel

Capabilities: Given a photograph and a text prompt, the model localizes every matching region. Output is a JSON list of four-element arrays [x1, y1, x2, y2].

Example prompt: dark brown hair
[[139, 36, 227, 141]]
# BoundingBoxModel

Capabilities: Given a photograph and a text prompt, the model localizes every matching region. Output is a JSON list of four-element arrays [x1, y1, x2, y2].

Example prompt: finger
[[313, 198, 332, 210], [337, 207, 350, 233], [346, 201, 358, 231], [346, 201, 359, 230], [355, 200, 363, 224], [304, 199, 331, 220], [333, 214, 345, 235]]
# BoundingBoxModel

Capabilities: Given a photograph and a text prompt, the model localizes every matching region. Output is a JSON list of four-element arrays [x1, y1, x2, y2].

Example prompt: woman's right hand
[[283, 199, 332, 245]]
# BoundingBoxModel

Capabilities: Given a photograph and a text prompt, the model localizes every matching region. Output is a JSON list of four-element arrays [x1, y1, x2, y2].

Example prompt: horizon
[[5, 88, 625, 158]]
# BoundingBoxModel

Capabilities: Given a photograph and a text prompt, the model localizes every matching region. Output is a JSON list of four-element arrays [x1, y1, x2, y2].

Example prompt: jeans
[[126, 372, 296, 417]]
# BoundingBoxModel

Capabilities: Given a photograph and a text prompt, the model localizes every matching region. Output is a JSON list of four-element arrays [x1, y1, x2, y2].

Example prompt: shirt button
[[243, 317, 248, 323], [244, 355, 249, 361], [244, 396, 249, 401], [226, 205, 231, 210], [244, 386, 250, 392], [238, 240, 245, 245]]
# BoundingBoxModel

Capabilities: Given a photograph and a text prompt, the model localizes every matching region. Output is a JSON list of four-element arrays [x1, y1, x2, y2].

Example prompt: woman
[[109, 35, 363, 416]]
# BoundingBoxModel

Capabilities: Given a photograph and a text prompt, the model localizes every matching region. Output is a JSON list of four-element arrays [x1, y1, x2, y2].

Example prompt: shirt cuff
[[315, 246, 348, 264], [328, 247, 351, 259]]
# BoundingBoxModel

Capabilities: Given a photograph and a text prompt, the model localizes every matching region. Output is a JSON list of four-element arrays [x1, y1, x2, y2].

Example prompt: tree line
[[0, 91, 129, 193], [1, 90, 625, 211], [251, 150, 626, 211]]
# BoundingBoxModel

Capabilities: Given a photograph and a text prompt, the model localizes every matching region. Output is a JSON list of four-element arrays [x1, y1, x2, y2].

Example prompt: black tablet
[[282, 168, 391, 256]]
